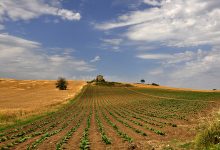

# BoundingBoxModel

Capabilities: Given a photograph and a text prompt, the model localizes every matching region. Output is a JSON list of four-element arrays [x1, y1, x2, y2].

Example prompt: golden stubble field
[[0, 78, 86, 125]]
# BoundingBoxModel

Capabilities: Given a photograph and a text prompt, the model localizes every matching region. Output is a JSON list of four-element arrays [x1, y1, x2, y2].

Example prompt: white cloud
[[144, 49, 220, 89], [101, 38, 123, 52], [0, 0, 81, 22], [137, 53, 172, 59], [57, 9, 81, 21], [95, 0, 220, 89], [95, 0, 220, 47], [90, 56, 101, 63], [143, 0, 162, 6], [0, 33, 94, 79], [170, 49, 220, 79], [137, 50, 197, 64], [102, 38, 123, 46]]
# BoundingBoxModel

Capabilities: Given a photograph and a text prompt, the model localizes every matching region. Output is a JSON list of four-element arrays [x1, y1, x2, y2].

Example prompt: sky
[[0, 0, 220, 89]]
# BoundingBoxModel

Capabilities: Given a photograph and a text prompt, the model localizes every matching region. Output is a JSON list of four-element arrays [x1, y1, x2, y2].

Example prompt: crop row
[[79, 111, 92, 150], [0, 103, 84, 150], [106, 105, 166, 136], [102, 93, 177, 128], [27, 110, 83, 150], [105, 108, 148, 137], [0, 111, 73, 150], [0, 95, 85, 144], [95, 110, 111, 144], [0, 89, 86, 139], [3, 109, 81, 150], [56, 110, 87, 150], [100, 109, 133, 143]]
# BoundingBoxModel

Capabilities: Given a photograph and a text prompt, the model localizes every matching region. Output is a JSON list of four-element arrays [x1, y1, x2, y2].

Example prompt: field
[[0, 79, 86, 126], [0, 84, 219, 149]]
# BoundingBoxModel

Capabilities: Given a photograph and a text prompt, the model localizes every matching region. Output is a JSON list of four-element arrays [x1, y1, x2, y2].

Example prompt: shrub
[[56, 77, 68, 90], [195, 120, 220, 149], [140, 79, 145, 84], [152, 83, 159, 86]]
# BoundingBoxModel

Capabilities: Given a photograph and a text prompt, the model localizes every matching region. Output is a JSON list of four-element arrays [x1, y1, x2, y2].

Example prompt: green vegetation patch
[[195, 120, 220, 149]]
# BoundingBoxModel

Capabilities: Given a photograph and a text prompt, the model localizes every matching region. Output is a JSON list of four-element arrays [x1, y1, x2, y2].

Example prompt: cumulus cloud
[[95, 0, 220, 89], [170, 50, 220, 79], [143, 49, 220, 89], [137, 50, 200, 64], [137, 53, 172, 59], [95, 0, 220, 47], [0, 0, 81, 22], [90, 56, 101, 63], [0, 33, 94, 79], [143, 0, 162, 6]]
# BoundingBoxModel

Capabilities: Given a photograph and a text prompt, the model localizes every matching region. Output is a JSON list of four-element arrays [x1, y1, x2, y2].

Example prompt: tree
[[140, 79, 145, 84], [56, 77, 68, 90]]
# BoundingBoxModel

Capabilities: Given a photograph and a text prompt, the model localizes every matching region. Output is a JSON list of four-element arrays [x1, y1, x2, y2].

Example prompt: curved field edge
[[129, 86, 220, 102], [0, 80, 86, 127], [0, 84, 88, 132], [0, 84, 219, 149]]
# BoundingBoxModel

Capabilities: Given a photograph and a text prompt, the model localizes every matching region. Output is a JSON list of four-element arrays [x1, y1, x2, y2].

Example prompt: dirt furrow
[[62, 110, 90, 150]]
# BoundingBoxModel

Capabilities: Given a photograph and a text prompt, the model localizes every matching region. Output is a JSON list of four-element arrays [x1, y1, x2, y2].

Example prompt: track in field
[[0, 85, 219, 150]]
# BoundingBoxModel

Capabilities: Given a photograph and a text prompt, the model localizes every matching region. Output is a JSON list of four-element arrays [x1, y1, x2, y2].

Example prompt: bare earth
[[0, 78, 86, 125]]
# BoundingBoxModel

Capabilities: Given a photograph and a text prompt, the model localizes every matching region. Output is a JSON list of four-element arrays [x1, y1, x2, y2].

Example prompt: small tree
[[140, 79, 145, 84], [56, 77, 68, 90]]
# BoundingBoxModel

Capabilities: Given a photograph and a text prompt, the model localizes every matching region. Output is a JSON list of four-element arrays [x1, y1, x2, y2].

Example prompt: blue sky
[[0, 0, 220, 89]]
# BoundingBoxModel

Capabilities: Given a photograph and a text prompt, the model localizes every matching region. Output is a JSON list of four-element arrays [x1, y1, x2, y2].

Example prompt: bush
[[195, 120, 220, 149], [140, 79, 145, 84], [56, 77, 68, 90], [152, 83, 159, 86], [95, 81, 133, 87]]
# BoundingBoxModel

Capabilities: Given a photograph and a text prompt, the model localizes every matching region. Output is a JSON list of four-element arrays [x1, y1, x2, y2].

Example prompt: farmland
[[0, 84, 219, 149], [0, 79, 86, 126]]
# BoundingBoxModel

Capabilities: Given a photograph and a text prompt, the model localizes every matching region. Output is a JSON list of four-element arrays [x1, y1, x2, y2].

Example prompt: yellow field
[[132, 83, 220, 92], [0, 79, 86, 125]]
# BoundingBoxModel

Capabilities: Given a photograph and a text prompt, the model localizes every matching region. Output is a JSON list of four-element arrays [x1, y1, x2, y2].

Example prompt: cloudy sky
[[0, 0, 220, 89]]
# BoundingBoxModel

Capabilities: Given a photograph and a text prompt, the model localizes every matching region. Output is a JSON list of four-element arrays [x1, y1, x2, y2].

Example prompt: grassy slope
[[131, 87, 220, 101]]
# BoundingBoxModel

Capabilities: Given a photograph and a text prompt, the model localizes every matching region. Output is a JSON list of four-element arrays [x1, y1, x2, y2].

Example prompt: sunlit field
[[0, 79, 86, 126], [0, 84, 219, 149]]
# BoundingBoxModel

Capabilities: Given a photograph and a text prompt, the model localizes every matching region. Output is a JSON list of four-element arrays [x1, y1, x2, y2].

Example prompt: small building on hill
[[96, 75, 105, 82]]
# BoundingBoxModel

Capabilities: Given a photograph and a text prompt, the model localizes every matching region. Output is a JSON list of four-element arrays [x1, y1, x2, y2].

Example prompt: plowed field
[[0, 85, 219, 150]]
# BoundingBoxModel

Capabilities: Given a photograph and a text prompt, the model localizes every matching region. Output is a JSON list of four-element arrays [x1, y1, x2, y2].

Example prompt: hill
[[0, 79, 86, 126]]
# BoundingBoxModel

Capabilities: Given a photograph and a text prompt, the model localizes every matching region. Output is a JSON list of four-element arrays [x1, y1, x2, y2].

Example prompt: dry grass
[[132, 83, 220, 92], [0, 78, 86, 125]]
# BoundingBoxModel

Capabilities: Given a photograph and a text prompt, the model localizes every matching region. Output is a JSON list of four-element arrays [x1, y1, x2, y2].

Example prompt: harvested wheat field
[[0, 79, 86, 126], [0, 84, 219, 149]]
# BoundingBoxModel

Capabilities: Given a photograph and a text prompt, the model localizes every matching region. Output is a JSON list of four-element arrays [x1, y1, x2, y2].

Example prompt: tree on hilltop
[[56, 77, 68, 90], [140, 79, 145, 84]]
